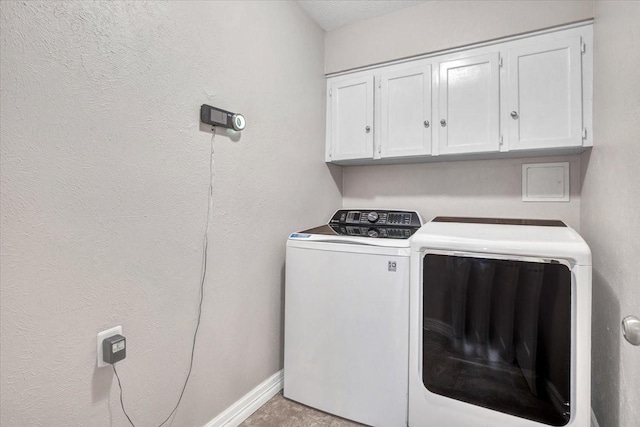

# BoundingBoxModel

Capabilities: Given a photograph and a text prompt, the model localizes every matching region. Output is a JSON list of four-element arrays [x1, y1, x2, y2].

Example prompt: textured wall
[[325, 0, 594, 74], [343, 155, 582, 229], [582, 2, 640, 426], [0, 1, 340, 426]]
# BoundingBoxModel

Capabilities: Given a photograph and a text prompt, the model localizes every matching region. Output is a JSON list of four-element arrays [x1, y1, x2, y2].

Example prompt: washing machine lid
[[411, 216, 591, 266]]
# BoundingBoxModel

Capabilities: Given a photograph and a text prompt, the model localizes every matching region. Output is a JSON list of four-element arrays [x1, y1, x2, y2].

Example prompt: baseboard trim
[[591, 408, 600, 427], [204, 370, 283, 427]]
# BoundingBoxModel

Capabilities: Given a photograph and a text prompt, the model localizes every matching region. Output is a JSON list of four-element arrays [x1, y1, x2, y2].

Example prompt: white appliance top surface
[[411, 217, 591, 265]]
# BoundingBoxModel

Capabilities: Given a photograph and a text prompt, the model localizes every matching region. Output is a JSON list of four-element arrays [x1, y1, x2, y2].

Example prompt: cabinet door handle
[[424, 120, 430, 128], [365, 126, 371, 133], [510, 111, 519, 119], [440, 119, 447, 127]]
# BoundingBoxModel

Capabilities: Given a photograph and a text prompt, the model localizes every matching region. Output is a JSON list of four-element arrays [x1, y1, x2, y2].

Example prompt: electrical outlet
[[97, 326, 122, 368]]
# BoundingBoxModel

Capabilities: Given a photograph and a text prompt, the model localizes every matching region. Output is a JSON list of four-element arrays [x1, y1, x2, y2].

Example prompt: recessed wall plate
[[97, 326, 122, 368], [522, 162, 570, 202]]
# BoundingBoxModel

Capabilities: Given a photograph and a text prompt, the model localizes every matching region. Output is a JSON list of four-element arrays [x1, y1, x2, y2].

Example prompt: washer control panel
[[326, 209, 423, 239], [330, 209, 422, 227]]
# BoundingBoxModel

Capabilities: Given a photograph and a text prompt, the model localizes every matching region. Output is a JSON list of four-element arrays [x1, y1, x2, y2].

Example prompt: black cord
[[112, 132, 215, 427], [112, 364, 135, 427], [157, 198, 209, 427]]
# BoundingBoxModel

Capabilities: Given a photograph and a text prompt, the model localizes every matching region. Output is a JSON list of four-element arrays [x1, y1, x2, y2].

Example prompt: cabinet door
[[379, 64, 432, 158], [505, 37, 583, 150], [438, 53, 500, 155], [329, 75, 374, 161]]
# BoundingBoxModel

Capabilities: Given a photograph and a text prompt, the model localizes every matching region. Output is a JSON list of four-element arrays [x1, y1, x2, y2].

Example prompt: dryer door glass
[[422, 254, 571, 426]]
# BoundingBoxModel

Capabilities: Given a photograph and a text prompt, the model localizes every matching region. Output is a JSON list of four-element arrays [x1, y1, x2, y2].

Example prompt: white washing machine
[[284, 209, 423, 427], [409, 217, 592, 427]]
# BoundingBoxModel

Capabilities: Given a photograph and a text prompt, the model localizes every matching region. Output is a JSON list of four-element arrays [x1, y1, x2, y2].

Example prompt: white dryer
[[409, 217, 592, 427], [284, 209, 423, 427]]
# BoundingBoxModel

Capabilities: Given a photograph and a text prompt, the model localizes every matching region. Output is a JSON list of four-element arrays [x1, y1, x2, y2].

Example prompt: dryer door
[[421, 253, 572, 426]]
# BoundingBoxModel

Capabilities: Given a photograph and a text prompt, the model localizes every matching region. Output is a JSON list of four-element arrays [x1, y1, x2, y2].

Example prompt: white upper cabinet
[[327, 75, 374, 162], [325, 23, 592, 165], [504, 36, 584, 151], [378, 62, 433, 158], [437, 53, 500, 155]]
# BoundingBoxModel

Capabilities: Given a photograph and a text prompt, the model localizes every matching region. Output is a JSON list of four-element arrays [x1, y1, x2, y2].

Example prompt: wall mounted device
[[102, 334, 127, 364], [200, 104, 246, 131], [97, 325, 123, 367]]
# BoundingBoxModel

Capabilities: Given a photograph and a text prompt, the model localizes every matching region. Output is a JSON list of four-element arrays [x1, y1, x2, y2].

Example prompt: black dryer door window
[[422, 254, 571, 426]]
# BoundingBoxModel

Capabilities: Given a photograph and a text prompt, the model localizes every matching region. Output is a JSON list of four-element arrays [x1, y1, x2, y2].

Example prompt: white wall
[[330, 2, 594, 229], [325, 0, 594, 74], [0, 1, 340, 426], [582, 2, 640, 426], [343, 155, 582, 228]]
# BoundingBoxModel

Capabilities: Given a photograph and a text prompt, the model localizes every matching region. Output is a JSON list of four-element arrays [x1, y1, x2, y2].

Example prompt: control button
[[367, 211, 379, 223]]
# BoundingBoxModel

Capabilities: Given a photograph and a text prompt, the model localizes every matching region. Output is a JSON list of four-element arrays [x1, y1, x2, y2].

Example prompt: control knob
[[367, 229, 379, 238], [367, 211, 379, 223]]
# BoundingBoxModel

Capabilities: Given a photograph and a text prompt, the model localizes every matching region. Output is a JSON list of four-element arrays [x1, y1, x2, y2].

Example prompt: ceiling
[[296, 0, 427, 31]]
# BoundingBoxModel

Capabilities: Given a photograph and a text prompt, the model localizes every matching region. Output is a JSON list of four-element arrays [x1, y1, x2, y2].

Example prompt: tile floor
[[240, 392, 365, 427]]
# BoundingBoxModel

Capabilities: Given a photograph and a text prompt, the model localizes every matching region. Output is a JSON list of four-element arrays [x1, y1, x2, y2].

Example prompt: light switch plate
[[97, 326, 122, 368], [522, 162, 569, 202]]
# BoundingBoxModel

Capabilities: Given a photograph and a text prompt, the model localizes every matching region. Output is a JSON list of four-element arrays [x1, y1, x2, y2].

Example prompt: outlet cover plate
[[97, 326, 122, 368]]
